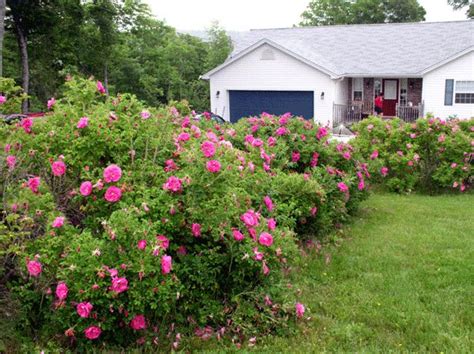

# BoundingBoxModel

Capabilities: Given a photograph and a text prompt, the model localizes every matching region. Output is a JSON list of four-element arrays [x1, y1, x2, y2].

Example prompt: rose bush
[[1, 77, 369, 350], [352, 116, 473, 193]]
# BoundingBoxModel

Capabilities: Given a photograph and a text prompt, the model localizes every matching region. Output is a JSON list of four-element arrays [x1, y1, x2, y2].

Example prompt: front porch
[[333, 77, 424, 127]]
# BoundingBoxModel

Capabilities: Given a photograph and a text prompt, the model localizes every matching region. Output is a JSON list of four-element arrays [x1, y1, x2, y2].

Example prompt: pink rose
[[164, 159, 178, 172], [380, 166, 389, 177], [232, 229, 244, 241], [295, 303, 305, 318], [267, 218, 276, 230], [263, 196, 274, 212], [263, 261, 270, 275], [163, 176, 183, 193], [240, 210, 259, 228], [77, 116, 89, 129], [27, 177, 41, 193], [130, 314, 147, 330], [21, 117, 33, 133], [84, 326, 101, 340], [55, 282, 68, 300], [253, 248, 264, 261], [97, 81, 106, 94], [342, 152, 351, 160], [337, 182, 349, 193], [267, 136, 276, 146], [316, 127, 328, 140], [77, 302, 93, 318], [311, 152, 319, 167], [137, 240, 147, 250], [0, 95, 6, 104], [206, 160, 221, 173], [110, 277, 128, 293], [258, 232, 273, 247], [438, 134, 446, 143], [156, 235, 170, 250], [177, 132, 190, 142], [52, 216, 65, 228], [103, 164, 122, 183], [104, 186, 122, 203], [358, 179, 365, 191], [201, 141, 216, 158], [192, 223, 201, 237], [370, 150, 379, 160], [161, 255, 172, 274], [80, 181, 93, 196], [27, 260, 42, 277], [275, 127, 288, 136], [292, 151, 300, 163], [47, 97, 56, 110], [140, 110, 151, 120], [252, 138, 263, 148], [6, 155, 16, 170], [51, 160, 67, 177]]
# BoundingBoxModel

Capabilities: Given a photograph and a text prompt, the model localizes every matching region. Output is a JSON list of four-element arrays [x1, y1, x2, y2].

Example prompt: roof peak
[[250, 19, 472, 32]]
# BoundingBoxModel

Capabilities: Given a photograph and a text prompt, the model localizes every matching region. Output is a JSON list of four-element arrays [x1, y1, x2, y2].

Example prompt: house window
[[400, 79, 408, 105], [455, 81, 474, 104], [374, 79, 382, 97], [352, 78, 363, 101]]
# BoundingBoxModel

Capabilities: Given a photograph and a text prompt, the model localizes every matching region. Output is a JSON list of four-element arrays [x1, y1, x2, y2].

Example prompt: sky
[[145, 0, 468, 31]]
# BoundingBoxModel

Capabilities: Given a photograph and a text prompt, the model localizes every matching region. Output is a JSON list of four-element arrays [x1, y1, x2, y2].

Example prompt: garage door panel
[[229, 90, 314, 122]]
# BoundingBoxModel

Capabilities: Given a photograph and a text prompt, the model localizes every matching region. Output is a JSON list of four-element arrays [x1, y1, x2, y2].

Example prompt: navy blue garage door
[[229, 90, 314, 123]]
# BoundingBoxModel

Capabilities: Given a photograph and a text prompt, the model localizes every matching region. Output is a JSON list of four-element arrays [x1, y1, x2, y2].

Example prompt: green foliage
[[352, 116, 473, 193], [0, 77, 371, 350], [3, 0, 231, 112], [448, 0, 474, 18], [300, 0, 426, 26], [0, 77, 27, 114]]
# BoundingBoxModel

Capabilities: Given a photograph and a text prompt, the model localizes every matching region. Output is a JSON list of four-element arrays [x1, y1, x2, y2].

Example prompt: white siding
[[422, 51, 474, 119], [209, 44, 336, 125], [334, 78, 349, 104]]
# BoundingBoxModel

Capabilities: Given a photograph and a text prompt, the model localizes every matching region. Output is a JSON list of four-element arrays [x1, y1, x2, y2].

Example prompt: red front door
[[382, 79, 398, 116]]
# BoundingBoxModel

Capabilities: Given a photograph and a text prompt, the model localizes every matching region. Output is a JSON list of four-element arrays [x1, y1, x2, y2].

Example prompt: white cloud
[[145, 0, 468, 31]]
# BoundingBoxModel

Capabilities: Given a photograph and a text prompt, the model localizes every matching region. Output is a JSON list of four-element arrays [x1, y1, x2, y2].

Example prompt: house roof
[[203, 20, 474, 79]]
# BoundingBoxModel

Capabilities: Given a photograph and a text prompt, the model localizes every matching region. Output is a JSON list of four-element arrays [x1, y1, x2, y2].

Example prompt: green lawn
[[256, 193, 474, 352]]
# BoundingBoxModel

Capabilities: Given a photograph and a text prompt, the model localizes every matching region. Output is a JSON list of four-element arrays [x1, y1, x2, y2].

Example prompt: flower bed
[[1, 77, 368, 350]]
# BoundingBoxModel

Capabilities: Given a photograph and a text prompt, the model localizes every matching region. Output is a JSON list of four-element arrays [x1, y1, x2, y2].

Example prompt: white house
[[202, 20, 474, 126]]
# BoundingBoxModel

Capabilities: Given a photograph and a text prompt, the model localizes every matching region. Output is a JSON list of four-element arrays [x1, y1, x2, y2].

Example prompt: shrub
[[352, 116, 473, 193], [1, 77, 369, 350], [229, 113, 369, 238]]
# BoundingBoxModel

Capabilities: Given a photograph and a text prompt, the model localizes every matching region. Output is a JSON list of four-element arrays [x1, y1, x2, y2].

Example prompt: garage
[[229, 90, 314, 123]]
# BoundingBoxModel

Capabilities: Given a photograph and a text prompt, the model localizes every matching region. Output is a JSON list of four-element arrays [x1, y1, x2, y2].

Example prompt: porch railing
[[396, 102, 424, 122], [333, 103, 363, 127]]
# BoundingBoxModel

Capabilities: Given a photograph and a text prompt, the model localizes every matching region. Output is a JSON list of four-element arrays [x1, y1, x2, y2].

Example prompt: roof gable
[[201, 38, 338, 80]]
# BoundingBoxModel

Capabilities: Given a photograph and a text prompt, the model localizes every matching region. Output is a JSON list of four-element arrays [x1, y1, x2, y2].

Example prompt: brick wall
[[407, 78, 423, 105], [364, 78, 374, 103]]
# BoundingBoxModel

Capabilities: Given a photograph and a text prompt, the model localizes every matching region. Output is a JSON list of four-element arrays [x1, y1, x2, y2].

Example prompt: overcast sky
[[145, 0, 468, 31]]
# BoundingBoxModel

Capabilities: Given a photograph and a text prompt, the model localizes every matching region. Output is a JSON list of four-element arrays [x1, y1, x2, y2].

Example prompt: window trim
[[352, 77, 363, 101], [454, 80, 474, 104]]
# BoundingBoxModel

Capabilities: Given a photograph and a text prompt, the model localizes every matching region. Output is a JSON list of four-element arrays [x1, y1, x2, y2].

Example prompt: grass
[[205, 193, 474, 352]]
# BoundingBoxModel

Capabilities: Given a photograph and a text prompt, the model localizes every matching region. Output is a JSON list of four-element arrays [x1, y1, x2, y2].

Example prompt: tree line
[[0, 0, 232, 113]]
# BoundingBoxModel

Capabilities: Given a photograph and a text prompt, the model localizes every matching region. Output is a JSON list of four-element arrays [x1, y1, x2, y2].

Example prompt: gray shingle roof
[[228, 21, 474, 77]]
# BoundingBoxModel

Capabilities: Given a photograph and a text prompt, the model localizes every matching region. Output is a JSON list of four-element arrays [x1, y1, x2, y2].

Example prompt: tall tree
[[448, 0, 474, 18], [300, 0, 352, 26], [205, 21, 232, 71], [300, 0, 426, 26]]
